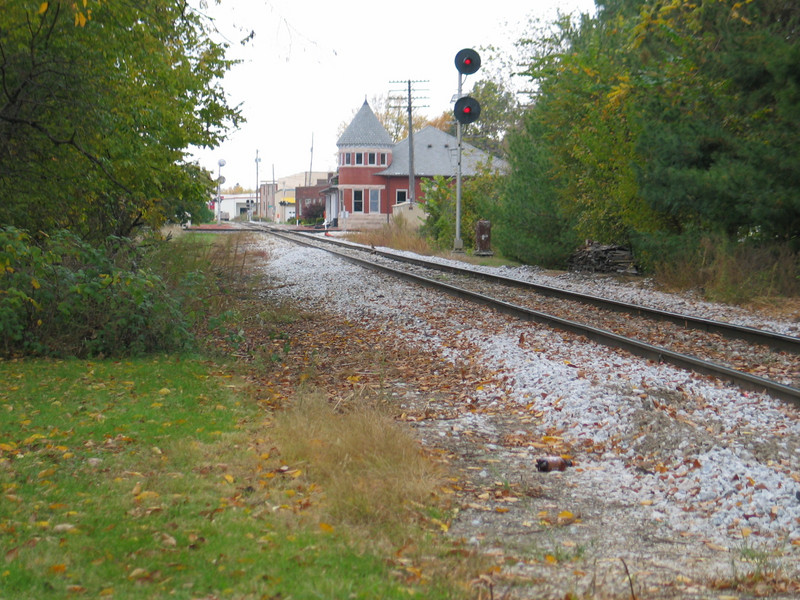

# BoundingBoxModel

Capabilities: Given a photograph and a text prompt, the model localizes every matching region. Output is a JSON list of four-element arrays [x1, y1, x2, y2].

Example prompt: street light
[[216, 159, 226, 224]]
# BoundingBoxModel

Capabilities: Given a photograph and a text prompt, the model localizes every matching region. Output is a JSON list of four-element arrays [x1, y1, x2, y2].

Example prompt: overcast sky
[[190, 0, 596, 190]]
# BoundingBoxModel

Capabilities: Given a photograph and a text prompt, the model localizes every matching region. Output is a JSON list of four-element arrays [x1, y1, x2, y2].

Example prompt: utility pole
[[307, 133, 314, 187], [389, 79, 428, 204], [406, 80, 415, 203], [254, 149, 260, 221]]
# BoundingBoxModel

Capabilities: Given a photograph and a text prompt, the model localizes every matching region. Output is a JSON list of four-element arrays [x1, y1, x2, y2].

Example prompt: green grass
[[0, 357, 472, 599]]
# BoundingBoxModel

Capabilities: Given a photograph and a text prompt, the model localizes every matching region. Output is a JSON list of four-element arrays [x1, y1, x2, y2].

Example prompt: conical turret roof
[[337, 100, 393, 148]]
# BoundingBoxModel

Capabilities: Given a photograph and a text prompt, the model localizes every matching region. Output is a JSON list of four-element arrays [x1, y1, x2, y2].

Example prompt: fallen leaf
[[67, 586, 87, 593], [128, 568, 148, 580]]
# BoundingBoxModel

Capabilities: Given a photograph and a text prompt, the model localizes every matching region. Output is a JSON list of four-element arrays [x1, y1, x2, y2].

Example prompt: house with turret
[[325, 100, 505, 230]]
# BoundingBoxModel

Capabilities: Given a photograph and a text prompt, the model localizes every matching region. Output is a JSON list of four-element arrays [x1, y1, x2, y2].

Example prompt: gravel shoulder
[[258, 237, 800, 599]]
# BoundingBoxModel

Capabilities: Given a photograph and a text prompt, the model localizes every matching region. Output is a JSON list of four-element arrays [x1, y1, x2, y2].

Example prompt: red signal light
[[454, 96, 481, 124], [455, 49, 481, 75]]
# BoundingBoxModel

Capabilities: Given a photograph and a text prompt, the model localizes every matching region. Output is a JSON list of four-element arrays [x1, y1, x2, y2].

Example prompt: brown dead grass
[[270, 390, 446, 536]]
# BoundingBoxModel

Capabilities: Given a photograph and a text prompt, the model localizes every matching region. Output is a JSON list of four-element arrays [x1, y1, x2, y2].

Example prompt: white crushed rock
[[259, 238, 800, 589]]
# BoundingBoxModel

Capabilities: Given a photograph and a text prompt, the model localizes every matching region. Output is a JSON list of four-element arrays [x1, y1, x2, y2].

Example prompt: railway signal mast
[[453, 48, 481, 252]]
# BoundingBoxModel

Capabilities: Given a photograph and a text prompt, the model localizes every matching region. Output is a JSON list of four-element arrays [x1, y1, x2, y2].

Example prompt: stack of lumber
[[568, 241, 637, 274]]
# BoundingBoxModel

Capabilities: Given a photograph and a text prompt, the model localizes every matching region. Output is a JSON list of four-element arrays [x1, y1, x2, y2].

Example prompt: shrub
[[632, 229, 800, 303], [0, 227, 192, 357]]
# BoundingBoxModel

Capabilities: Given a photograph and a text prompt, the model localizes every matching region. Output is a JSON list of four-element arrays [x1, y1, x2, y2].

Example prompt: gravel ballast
[[259, 236, 800, 598]]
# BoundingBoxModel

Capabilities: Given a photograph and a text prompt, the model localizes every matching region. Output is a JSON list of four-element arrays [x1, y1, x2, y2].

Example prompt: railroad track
[[250, 225, 800, 404]]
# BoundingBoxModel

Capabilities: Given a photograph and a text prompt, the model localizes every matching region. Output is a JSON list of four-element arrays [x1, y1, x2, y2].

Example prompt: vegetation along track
[[254, 225, 800, 405]]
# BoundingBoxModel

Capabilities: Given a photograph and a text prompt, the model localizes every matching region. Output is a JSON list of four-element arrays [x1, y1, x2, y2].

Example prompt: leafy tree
[[0, 0, 241, 242], [421, 164, 505, 252], [500, 0, 800, 273], [462, 78, 519, 158]]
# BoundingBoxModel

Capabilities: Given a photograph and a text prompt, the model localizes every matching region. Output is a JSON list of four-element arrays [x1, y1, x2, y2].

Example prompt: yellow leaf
[[135, 490, 160, 502], [38, 2, 48, 15], [557, 510, 574, 520], [544, 554, 558, 564], [223, 474, 234, 484], [0, 443, 17, 452], [49, 563, 67, 574], [319, 522, 335, 533], [741, 527, 752, 538], [430, 518, 449, 532]]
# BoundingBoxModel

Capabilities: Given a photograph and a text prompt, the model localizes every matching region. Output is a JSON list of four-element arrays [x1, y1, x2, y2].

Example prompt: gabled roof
[[337, 100, 393, 148], [378, 125, 506, 178]]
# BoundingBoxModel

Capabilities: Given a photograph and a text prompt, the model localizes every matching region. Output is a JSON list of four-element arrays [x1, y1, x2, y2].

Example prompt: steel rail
[[279, 228, 800, 355], [264, 227, 800, 405]]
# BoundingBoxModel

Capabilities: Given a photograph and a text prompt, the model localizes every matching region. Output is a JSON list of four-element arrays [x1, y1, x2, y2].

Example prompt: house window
[[353, 190, 363, 212], [369, 189, 379, 213], [380, 153, 387, 165], [368, 152, 376, 165], [355, 152, 363, 165], [344, 153, 351, 165], [396, 190, 407, 204]]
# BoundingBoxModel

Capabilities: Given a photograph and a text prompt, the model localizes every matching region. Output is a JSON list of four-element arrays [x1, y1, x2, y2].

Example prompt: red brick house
[[295, 173, 335, 222], [328, 100, 505, 230]]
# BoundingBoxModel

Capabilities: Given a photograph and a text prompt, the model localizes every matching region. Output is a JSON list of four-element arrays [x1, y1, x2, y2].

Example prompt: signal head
[[455, 48, 481, 75], [454, 96, 481, 124]]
